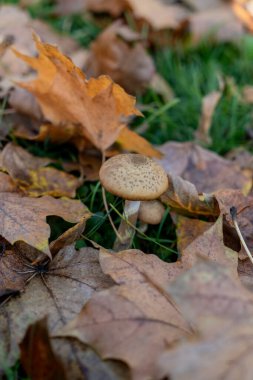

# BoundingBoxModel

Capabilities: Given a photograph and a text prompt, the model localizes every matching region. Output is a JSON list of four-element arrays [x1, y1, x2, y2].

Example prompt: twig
[[230, 206, 253, 265]]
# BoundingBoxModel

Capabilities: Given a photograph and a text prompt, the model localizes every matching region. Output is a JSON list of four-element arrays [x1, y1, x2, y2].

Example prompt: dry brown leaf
[[8, 87, 43, 120], [0, 172, 18, 193], [0, 143, 82, 197], [87, 0, 127, 16], [0, 193, 90, 257], [149, 73, 175, 103], [20, 318, 66, 380], [85, 21, 155, 94], [60, 248, 192, 380], [242, 85, 253, 103], [195, 90, 221, 145], [160, 173, 220, 217], [55, 0, 86, 15], [0, 245, 114, 377], [232, 0, 253, 33], [189, 5, 244, 42], [117, 127, 162, 158], [0, 5, 82, 97], [126, 0, 189, 31], [158, 142, 252, 194], [14, 35, 141, 152], [157, 259, 253, 380], [182, 0, 223, 11]]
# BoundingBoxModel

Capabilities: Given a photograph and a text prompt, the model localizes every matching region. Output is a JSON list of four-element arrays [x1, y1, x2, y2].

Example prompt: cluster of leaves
[[2, 0, 253, 379]]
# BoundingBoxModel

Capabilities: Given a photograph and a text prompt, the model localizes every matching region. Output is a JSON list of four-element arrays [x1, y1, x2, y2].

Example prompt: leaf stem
[[230, 206, 253, 265]]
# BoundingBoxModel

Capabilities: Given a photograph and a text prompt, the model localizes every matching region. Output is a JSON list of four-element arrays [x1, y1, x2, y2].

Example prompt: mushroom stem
[[113, 200, 140, 251]]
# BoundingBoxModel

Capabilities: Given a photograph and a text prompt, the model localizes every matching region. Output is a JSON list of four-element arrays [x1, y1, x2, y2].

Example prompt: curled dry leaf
[[160, 173, 219, 217], [14, 34, 142, 152], [157, 260, 253, 380], [20, 317, 66, 380], [189, 5, 244, 43], [117, 127, 162, 158], [194, 90, 222, 145], [158, 142, 252, 194], [59, 248, 192, 380], [126, 0, 189, 31], [0, 193, 90, 257], [0, 245, 114, 377], [0, 143, 82, 197], [85, 21, 155, 94]]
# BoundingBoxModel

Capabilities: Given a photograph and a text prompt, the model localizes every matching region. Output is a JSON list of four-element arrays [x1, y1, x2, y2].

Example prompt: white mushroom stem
[[113, 200, 140, 251]]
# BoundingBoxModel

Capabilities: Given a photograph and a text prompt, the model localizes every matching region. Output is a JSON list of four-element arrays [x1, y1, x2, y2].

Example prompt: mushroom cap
[[138, 200, 165, 225], [99, 154, 168, 201]]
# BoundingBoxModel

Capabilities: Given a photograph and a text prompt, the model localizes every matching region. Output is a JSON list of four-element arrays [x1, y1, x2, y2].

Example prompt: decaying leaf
[[0, 193, 90, 257], [158, 142, 252, 194], [189, 5, 245, 43], [20, 317, 66, 380], [195, 90, 222, 145], [14, 35, 142, 152], [160, 173, 220, 217], [85, 21, 155, 94], [0, 143, 82, 197], [60, 248, 192, 380], [117, 127, 162, 158], [0, 245, 114, 375], [157, 260, 253, 380], [126, 0, 189, 31]]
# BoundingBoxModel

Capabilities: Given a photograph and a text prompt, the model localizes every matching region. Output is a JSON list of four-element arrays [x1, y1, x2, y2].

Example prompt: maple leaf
[[0, 245, 114, 377], [0, 143, 82, 197], [13, 34, 142, 152], [0, 193, 90, 258], [59, 248, 192, 380]]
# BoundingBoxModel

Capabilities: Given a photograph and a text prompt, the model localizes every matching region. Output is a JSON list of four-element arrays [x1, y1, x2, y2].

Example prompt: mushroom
[[99, 153, 168, 251], [138, 200, 166, 233]]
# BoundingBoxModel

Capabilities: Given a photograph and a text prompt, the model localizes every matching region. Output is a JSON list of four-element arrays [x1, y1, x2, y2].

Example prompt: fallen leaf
[[232, 0, 253, 33], [0, 193, 90, 257], [0, 143, 82, 197], [0, 172, 18, 192], [20, 317, 66, 380], [242, 84, 253, 103], [194, 90, 222, 145], [149, 73, 175, 103], [85, 21, 155, 94], [183, 0, 223, 11], [60, 248, 192, 380], [117, 127, 162, 158], [87, 0, 127, 16], [189, 5, 244, 42], [157, 259, 253, 380], [14, 34, 141, 152], [0, 245, 114, 376], [158, 141, 252, 194], [160, 173, 220, 217], [55, 0, 86, 15], [126, 0, 189, 31]]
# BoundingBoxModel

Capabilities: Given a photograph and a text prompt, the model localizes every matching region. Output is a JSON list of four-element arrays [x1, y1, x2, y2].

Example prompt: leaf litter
[[2, 1, 253, 379]]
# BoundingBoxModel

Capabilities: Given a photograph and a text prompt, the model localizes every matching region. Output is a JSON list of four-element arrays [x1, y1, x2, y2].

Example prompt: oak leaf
[[14, 34, 142, 152]]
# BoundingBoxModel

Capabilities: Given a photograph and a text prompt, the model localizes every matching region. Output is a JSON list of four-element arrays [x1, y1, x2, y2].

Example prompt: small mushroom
[[99, 153, 168, 251], [138, 200, 166, 233]]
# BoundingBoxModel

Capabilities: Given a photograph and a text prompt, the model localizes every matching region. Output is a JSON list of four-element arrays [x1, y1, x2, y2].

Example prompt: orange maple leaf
[[13, 34, 142, 152]]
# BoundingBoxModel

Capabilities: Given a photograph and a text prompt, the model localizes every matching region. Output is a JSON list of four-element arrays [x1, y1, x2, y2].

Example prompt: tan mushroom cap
[[138, 200, 165, 225], [99, 154, 168, 201]]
